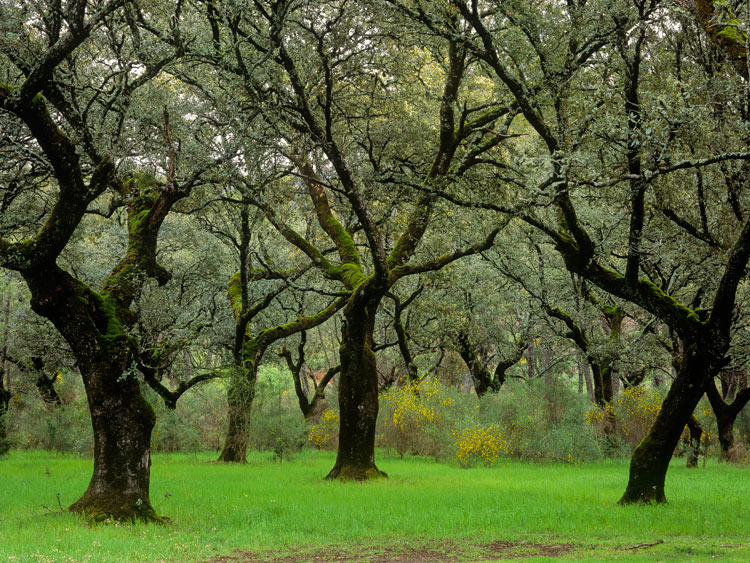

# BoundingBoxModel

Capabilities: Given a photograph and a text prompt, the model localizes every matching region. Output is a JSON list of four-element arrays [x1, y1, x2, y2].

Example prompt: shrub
[[376, 377, 607, 465], [452, 424, 509, 467], [611, 385, 663, 448], [378, 379, 470, 459], [308, 408, 339, 449], [479, 378, 607, 462], [11, 402, 93, 455]]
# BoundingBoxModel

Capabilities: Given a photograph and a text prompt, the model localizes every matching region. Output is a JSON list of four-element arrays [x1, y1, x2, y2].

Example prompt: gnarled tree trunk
[[70, 360, 156, 521], [25, 269, 160, 520], [326, 288, 386, 480], [706, 379, 750, 461]]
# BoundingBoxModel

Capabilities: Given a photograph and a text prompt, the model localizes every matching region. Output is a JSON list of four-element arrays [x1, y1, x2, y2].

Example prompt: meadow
[[1, 450, 749, 562]]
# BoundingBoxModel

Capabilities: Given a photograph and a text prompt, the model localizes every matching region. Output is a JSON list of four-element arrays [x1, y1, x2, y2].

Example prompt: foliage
[[308, 408, 340, 450], [6, 370, 92, 455], [244, 368, 309, 458], [452, 424, 510, 467], [378, 379, 464, 459]]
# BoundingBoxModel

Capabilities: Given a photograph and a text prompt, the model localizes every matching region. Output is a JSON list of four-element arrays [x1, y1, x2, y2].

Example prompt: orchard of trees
[[2, 0, 750, 521]]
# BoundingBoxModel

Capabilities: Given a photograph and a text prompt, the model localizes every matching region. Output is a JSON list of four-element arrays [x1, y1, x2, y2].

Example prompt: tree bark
[[580, 357, 594, 400], [619, 349, 707, 503], [685, 414, 703, 468], [0, 379, 10, 455], [326, 287, 386, 480], [24, 269, 160, 521], [32, 357, 63, 408], [456, 330, 492, 397], [218, 363, 257, 463], [69, 361, 157, 521], [0, 296, 11, 454], [706, 379, 750, 461]]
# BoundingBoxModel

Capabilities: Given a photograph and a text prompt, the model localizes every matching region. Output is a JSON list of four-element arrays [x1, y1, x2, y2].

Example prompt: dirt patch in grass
[[207, 539, 578, 562]]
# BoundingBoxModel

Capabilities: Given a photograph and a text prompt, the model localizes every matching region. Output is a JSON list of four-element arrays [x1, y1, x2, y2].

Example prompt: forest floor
[[209, 538, 578, 561], [207, 536, 750, 562], [2, 451, 750, 562]]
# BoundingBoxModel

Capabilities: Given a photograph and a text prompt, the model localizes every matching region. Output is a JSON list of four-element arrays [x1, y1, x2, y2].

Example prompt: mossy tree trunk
[[326, 285, 386, 480], [23, 267, 159, 520], [70, 360, 156, 521], [218, 350, 260, 463]]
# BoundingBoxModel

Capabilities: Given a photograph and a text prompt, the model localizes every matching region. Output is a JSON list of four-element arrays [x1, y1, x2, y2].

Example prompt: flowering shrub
[[452, 424, 509, 467], [307, 408, 339, 449], [613, 385, 663, 447], [378, 378, 606, 464], [378, 379, 460, 458]]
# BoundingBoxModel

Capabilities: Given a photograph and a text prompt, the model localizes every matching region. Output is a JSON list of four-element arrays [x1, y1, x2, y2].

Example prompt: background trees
[[3, 0, 750, 519]]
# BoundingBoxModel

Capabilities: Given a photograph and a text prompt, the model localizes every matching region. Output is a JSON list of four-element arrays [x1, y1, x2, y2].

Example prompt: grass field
[[1, 450, 749, 562]]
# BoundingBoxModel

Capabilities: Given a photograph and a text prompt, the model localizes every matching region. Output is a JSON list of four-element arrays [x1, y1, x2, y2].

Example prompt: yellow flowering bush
[[452, 424, 509, 467], [307, 408, 339, 449], [378, 379, 457, 458], [610, 385, 663, 448], [584, 403, 616, 436]]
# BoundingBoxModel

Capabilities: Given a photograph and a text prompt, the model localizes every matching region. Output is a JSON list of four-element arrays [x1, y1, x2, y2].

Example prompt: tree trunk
[[0, 382, 10, 455], [24, 270, 161, 521], [326, 289, 386, 480], [456, 330, 492, 397], [32, 358, 63, 408], [218, 364, 257, 462], [526, 338, 536, 379], [716, 411, 737, 461], [590, 361, 616, 436], [0, 296, 11, 454], [685, 414, 703, 468], [705, 379, 750, 462], [36, 373, 63, 408], [68, 361, 158, 521], [619, 354, 707, 503]]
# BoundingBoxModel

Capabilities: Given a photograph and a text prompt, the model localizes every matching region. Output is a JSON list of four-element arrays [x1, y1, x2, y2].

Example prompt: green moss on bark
[[70, 492, 163, 523]]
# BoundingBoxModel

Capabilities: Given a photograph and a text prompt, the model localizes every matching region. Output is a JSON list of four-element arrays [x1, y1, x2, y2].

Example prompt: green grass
[[1, 450, 749, 561]]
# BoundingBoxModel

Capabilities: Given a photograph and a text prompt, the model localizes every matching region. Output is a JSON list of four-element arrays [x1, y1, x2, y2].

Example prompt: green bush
[[244, 368, 309, 459], [377, 378, 608, 466], [11, 401, 93, 455], [150, 380, 227, 453], [478, 379, 607, 463]]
